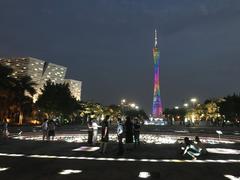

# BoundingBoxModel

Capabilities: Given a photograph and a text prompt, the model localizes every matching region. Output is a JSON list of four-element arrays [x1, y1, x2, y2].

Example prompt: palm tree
[[0, 64, 15, 122], [13, 76, 36, 124]]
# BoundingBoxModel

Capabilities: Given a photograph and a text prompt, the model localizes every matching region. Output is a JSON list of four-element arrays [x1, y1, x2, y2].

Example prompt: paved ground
[[0, 133, 240, 180]]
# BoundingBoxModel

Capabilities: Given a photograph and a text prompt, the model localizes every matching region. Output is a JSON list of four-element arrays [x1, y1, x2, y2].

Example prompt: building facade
[[0, 57, 81, 102], [64, 79, 82, 101]]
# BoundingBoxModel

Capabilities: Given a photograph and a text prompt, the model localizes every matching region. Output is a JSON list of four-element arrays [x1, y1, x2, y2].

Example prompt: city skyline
[[0, 1, 240, 114]]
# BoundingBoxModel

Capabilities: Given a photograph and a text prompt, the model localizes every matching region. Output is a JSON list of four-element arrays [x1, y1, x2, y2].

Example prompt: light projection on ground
[[58, 169, 82, 175], [72, 146, 100, 152]]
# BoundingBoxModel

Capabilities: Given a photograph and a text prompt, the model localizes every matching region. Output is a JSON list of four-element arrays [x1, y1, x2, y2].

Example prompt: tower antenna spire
[[154, 29, 158, 48]]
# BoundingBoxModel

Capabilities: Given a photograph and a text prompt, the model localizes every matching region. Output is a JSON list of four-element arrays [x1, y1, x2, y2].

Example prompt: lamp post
[[190, 98, 197, 107], [121, 99, 126, 105], [174, 106, 179, 110], [190, 98, 198, 125]]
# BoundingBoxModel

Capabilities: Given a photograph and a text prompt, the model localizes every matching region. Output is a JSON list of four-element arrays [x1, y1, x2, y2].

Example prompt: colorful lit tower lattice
[[152, 29, 163, 118]]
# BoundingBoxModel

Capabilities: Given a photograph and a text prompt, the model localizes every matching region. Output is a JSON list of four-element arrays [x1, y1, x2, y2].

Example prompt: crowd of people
[[87, 115, 142, 155], [2, 116, 208, 160]]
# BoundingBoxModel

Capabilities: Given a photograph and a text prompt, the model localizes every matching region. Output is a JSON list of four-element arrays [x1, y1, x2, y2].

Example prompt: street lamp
[[174, 106, 179, 110], [190, 98, 197, 104], [121, 99, 126, 105], [183, 103, 189, 108], [130, 103, 136, 108], [135, 106, 139, 110]]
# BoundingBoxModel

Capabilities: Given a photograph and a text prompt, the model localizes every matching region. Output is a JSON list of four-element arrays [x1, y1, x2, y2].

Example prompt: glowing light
[[224, 175, 240, 180], [174, 106, 179, 110], [190, 98, 197, 103], [0, 167, 9, 172], [139, 172, 151, 179], [130, 103, 136, 108], [206, 148, 240, 155], [152, 29, 163, 118], [184, 103, 189, 107], [12, 134, 238, 145], [216, 130, 223, 135], [59, 169, 82, 175], [0, 153, 24, 157], [0, 152, 240, 164], [72, 146, 100, 152], [121, 99, 126, 104]]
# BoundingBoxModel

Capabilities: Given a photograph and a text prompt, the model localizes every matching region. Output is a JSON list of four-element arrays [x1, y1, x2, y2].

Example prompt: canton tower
[[152, 29, 163, 118]]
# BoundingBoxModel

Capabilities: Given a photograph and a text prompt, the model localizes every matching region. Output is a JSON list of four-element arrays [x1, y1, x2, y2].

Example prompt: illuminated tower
[[152, 29, 163, 118]]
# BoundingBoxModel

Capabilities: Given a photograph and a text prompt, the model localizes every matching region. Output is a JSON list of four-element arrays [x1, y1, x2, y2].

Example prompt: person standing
[[117, 118, 124, 155], [2, 119, 9, 138], [92, 120, 99, 145], [87, 118, 93, 145], [125, 116, 133, 150], [47, 120, 56, 141], [41, 119, 48, 141], [133, 118, 141, 147], [100, 115, 109, 154]]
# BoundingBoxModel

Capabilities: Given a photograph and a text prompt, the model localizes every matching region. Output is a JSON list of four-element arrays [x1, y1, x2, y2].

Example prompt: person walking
[[41, 119, 48, 141], [100, 115, 109, 154], [117, 118, 124, 155], [87, 118, 93, 145], [133, 118, 141, 147], [125, 116, 133, 150]]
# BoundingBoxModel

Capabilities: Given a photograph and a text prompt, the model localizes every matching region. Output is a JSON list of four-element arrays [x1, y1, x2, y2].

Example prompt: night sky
[[1, 0, 240, 114]]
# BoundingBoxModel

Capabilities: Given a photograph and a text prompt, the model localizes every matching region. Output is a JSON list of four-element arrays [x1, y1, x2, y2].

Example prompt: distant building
[[0, 57, 45, 82], [0, 57, 81, 102], [64, 79, 82, 101]]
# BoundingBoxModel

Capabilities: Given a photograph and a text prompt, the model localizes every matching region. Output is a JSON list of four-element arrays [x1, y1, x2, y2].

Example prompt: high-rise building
[[64, 79, 82, 101], [152, 30, 163, 118], [0, 57, 69, 102], [0, 57, 45, 82]]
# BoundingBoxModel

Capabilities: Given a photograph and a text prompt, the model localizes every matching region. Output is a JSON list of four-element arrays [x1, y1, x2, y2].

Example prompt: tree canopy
[[36, 81, 79, 118]]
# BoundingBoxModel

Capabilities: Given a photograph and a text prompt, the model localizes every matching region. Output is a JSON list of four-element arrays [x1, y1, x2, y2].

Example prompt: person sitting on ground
[[195, 136, 207, 155], [183, 137, 202, 160]]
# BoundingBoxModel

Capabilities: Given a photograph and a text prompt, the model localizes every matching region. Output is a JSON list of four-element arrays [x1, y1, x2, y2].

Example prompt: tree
[[13, 76, 36, 124], [164, 108, 186, 123], [0, 65, 36, 124], [219, 94, 240, 124], [36, 81, 79, 122], [0, 64, 15, 121]]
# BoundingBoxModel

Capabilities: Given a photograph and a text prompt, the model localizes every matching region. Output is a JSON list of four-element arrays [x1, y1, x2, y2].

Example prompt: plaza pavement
[[0, 131, 240, 180]]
